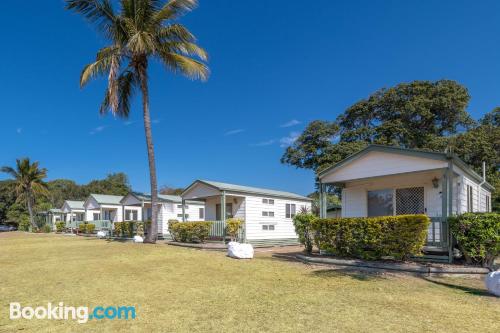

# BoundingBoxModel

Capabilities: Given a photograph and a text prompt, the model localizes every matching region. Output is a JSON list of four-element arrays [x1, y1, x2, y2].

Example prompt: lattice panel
[[396, 187, 424, 215]]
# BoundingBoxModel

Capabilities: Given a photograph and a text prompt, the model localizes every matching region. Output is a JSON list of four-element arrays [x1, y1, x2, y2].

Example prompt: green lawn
[[0, 233, 498, 332]]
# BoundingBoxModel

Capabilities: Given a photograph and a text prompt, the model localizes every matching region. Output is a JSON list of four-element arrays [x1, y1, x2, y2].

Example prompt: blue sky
[[1, 1, 500, 195]]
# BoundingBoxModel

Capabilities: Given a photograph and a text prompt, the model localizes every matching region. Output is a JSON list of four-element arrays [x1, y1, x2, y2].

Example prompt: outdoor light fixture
[[432, 177, 439, 188], [234, 198, 238, 204]]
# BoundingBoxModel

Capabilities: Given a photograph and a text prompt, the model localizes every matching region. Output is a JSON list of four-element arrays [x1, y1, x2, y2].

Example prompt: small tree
[[293, 213, 317, 254], [1, 158, 49, 231]]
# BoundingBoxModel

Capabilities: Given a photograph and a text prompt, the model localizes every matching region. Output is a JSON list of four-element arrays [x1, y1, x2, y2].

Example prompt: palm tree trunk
[[137, 59, 158, 243], [27, 192, 36, 231]]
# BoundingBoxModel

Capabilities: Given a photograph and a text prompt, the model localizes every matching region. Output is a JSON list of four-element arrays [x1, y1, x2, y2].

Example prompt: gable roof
[[89, 194, 124, 205], [49, 208, 63, 214], [318, 144, 494, 191], [63, 200, 85, 210], [123, 192, 204, 205], [183, 180, 312, 201]]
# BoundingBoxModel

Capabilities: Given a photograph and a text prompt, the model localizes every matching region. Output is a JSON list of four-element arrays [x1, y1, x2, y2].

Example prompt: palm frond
[[101, 69, 137, 118], [157, 24, 196, 42], [80, 46, 120, 87], [157, 52, 209, 81], [153, 0, 197, 23], [158, 41, 207, 61], [66, 0, 117, 35]]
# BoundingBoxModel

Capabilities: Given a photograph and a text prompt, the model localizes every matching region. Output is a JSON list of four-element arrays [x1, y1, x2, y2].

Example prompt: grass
[[0, 233, 498, 332]]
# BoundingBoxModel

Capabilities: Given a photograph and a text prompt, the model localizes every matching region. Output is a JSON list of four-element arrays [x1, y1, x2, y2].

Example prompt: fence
[[426, 217, 448, 248], [208, 220, 245, 242]]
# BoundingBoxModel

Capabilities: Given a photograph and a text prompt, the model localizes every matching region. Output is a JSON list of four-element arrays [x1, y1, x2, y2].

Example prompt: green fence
[[208, 220, 245, 242], [426, 217, 448, 248]]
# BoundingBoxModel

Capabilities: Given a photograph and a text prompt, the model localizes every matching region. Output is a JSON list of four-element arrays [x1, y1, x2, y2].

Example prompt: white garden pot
[[485, 271, 500, 297], [133, 235, 144, 243], [227, 241, 254, 259], [96, 231, 108, 239]]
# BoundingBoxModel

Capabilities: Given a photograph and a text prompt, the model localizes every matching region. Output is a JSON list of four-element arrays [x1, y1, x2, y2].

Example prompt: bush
[[78, 223, 87, 233], [311, 215, 430, 260], [41, 224, 52, 233], [293, 213, 317, 254], [86, 224, 95, 234], [167, 219, 179, 236], [449, 213, 500, 268], [18, 218, 30, 232], [55, 221, 65, 232], [169, 221, 213, 243], [114, 221, 147, 237], [226, 218, 243, 241]]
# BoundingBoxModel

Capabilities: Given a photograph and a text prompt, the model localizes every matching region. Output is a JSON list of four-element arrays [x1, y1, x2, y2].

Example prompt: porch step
[[412, 254, 450, 263]]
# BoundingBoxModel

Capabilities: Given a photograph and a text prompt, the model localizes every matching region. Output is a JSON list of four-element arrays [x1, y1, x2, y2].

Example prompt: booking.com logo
[[10, 302, 136, 324]]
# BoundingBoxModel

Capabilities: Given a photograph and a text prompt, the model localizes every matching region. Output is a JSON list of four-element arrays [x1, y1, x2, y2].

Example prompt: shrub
[[311, 215, 430, 260], [18, 218, 30, 232], [114, 222, 124, 236], [169, 221, 213, 243], [86, 224, 95, 234], [293, 213, 317, 254], [226, 218, 243, 241], [55, 221, 65, 232], [78, 223, 87, 233], [449, 213, 500, 268], [41, 224, 52, 233], [114, 221, 147, 237]]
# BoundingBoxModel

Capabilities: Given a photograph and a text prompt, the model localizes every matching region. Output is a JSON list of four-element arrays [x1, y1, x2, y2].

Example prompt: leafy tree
[[1, 158, 49, 230], [0, 180, 17, 223], [160, 185, 184, 195], [66, 0, 208, 243], [84, 173, 131, 196], [47, 179, 86, 208]]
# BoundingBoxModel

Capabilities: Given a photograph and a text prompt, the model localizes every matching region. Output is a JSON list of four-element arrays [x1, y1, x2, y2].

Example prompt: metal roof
[[127, 192, 204, 205], [63, 200, 85, 210], [184, 180, 312, 201], [89, 194, 124, 205]]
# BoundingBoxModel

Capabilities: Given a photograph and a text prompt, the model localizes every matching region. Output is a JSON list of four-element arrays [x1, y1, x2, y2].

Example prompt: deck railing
[[73, 220, 112, 231], [426, 217, 448, 248], [208, 220, 245, 242]]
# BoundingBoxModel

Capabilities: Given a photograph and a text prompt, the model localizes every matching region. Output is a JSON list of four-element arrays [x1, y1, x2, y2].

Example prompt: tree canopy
[[281, 80, 499, 211]]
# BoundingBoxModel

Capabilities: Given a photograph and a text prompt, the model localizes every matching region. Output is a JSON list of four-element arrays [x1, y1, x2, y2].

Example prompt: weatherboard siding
[[244, 194, 311, 241]]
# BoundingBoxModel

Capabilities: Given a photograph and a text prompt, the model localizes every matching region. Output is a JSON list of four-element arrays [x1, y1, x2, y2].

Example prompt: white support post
[[182, 199, 186, 222]]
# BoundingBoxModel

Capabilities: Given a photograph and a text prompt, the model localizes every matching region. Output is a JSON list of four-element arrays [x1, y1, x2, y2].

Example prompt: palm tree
[[1, 159, 49, 230], [66, 0, 209, 243]]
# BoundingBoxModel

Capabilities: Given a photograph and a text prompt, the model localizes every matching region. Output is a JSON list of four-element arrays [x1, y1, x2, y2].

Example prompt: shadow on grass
[[421, 277, 493, 297], [311, 268, 387, 281]]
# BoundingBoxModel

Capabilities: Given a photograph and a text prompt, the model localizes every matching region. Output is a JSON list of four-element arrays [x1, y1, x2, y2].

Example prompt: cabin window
[[262, 198, 275, 205], [286, 204, 296, 218], [467, 185, 473, 212], [486, 195, 490, 212], [93, 213, 100, 221], [262, 211, 275, 217], [262, 225, 275, 231], [367, 189, 394, 217], [146, 208, 153, 220], [125, 210, 138, 221], [199, 208, 204, 219]]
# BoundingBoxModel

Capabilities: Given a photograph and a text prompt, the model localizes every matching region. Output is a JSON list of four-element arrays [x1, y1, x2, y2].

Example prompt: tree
[[47, 179, 86, 208], [1, 158, 49, 230], [66, 0, 209, 243], [160, 185, 184, 195], [84, 173, 131, 196], [0, 180, 17, 223], [282, 80, 476, 171]]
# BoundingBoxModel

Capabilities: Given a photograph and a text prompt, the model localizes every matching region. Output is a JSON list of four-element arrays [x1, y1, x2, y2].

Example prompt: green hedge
[[114, 221, 149, 237], [169, 221, 213, 243], [55, 221, 65, 232], [449, 213, 499, 267], [312, 215, 430, 260], [78, 223, 96, 234]]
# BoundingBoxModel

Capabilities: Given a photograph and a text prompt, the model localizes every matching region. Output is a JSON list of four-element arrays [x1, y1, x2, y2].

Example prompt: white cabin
[[120, 192, 205, 237], [317, 145, 494, 256], [182, 180, 312, 246], [61, 200, 85, 223]]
